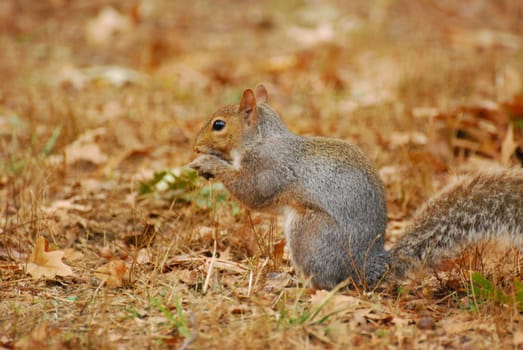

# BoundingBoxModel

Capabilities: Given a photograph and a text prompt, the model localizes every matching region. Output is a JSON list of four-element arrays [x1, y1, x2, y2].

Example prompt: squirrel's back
[[295, 136, 387, 231], [391, 169, 523, 275]]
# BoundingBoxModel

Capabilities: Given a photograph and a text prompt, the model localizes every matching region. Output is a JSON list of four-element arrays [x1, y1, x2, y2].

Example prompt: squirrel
[[188, 84, 523, 290]]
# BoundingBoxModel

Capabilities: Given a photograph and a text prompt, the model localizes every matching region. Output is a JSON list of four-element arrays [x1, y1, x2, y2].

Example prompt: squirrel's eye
[[212, 119, 226, 131]]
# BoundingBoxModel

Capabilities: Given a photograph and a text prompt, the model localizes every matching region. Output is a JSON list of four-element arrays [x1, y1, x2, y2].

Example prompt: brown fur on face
[[193, 88, 262, 162], [193, 104, 242, 162]]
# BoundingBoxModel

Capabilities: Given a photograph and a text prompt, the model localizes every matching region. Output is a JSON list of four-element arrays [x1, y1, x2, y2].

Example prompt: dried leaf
[[13, 321, 59, 350], [209, 259, 247, 274], [310, 290, 360, 311], [438, 104, 509, 159], [263, 272, 292, 292], [55, 64, 87, 89], [95, 259, 127, 288], [168, 254, 247, 274], [287, 24, 334, 46], [99, 246, 114, 260], [65, 128, 108, 165], [136, 248, 150, 265], [112, 118, 143, 149], [62, 248, 84, 261], [85, 6, 133, 46], [218, 247, 232, 261], [411, 107, 440, 119], [388, 131, 428, 149], [514, 331, 523, 346], [272, 239, 286, 263], [496, 65, 522, 101], [261, 55, 300, 73], [308, 290, 362, 321], [45, 199, 92, 213], [84, 65, 147, 87], [503, 94, 523, 118], [448, 28, 521, 51], [26, 237, 74, 279], [177, 269, 199, 285]]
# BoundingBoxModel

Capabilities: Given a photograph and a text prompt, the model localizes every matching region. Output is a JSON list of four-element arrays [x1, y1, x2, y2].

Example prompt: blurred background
[[2, 0, 523, 214]]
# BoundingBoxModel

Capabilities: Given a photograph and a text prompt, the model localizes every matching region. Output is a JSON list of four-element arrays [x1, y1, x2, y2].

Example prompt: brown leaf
[[263, 272, 292, 292], [112, 118, 144, 149], [448, 28, 521, 51], [45, 199, 92, 213], [95, 259, 127, 288], [135, 248, 150, 265], [272, 239, 286, 263], [85, 6, 133, 46], [13, 321, 59, 350], [388, 131, 428, 149], [287, 24, 334, 47], [65, 128, 108, 165], [497, 65, 522, 101], [177, 269, 199, 285], [26, 237, 74, 279], [54, 64, 87, 89], [503, 94, 523, 118], [62, 248, 84, 261], [437, 104, 509, 159], [308, 290, 362, 321], [514, 331, 523, 346]]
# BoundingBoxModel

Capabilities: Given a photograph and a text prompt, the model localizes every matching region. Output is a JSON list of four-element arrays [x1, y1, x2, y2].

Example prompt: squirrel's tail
[[390, 169, 523, 277]]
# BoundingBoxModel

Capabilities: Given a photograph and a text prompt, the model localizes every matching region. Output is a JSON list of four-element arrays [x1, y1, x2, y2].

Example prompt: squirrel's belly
[[283, 206, 298, 245], [230, 149, 242, 170]]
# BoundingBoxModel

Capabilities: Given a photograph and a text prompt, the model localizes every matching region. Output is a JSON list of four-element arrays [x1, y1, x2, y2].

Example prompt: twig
[[247, 269, 254, 297], [250, 257, 270, 296], [202, 240, 217, 295]]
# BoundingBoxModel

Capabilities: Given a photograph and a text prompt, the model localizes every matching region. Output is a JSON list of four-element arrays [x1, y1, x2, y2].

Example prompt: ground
[[1, 1, 523, 349]]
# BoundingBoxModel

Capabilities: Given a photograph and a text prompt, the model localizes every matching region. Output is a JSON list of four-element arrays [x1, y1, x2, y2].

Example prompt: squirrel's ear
[[239, 88, 258, 127], [255, 84, 269, 104]]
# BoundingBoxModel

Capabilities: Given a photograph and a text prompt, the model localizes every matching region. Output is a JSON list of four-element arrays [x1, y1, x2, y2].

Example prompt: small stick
[[202, 240, 217, 295]]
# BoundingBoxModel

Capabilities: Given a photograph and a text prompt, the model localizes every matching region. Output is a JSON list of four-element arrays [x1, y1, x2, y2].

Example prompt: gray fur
[[390, 170, 523, 277]]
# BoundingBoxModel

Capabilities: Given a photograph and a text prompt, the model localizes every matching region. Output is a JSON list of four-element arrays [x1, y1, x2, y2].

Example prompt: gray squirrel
[[188, 84, 523, 290]]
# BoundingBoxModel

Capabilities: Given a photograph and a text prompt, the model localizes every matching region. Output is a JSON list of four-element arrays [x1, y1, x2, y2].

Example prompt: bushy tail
[[389, 169, 523, 277]]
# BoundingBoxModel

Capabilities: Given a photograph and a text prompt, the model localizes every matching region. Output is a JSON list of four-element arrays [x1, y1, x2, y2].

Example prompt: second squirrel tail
[[389, 169, 523, 276]]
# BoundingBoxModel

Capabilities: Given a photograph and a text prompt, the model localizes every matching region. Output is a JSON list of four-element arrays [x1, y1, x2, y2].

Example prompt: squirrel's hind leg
[[285, 209, 383, 290]]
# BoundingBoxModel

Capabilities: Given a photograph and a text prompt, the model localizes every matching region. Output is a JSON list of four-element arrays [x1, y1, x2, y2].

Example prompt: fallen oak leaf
[[95, 259, 126, 288], [26, 237, 74, 279]]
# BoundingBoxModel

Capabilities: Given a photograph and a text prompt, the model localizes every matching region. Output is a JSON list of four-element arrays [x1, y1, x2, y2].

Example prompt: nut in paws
[[188, 155, 216, 179]]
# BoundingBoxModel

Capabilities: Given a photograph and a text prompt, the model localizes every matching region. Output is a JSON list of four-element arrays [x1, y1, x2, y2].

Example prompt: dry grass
[[1, 0, 523, 349]]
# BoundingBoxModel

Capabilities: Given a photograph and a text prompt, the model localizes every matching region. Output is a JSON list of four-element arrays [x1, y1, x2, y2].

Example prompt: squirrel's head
[[193, 84, 269, 162]]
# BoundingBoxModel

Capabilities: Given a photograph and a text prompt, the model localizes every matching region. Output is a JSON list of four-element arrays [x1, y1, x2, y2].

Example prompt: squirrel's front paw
[[188, 155, 221, 179]]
